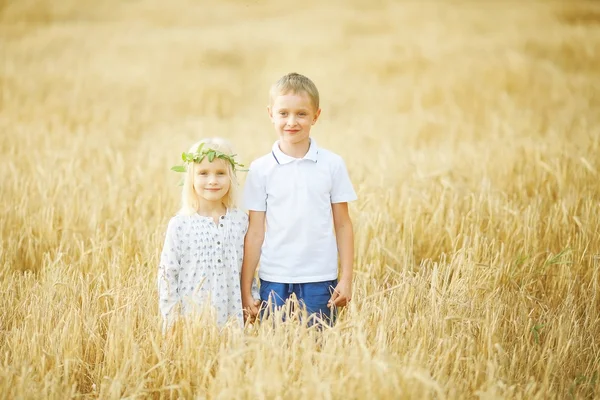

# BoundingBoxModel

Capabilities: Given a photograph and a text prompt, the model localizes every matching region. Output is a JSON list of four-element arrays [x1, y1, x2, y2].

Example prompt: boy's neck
[[278, 138, 310, 159]]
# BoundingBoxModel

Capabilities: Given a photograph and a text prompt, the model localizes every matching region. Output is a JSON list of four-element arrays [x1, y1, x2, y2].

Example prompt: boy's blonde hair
[[269, 72, 320, 110], [178, 137, 239, 216]]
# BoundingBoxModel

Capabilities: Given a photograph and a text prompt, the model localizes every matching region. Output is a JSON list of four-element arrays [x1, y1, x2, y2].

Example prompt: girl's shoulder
[[228, 208, 249, 223], [167, 214, 195, 230], [170, 213, 194, 223]]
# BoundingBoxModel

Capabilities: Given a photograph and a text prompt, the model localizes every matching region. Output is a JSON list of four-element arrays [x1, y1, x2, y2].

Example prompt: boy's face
[[193, 158, 231, 204], [268, 91, 321, 148]]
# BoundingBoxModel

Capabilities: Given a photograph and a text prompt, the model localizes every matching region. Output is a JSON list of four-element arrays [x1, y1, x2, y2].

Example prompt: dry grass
[[1, 0, 599, 398]]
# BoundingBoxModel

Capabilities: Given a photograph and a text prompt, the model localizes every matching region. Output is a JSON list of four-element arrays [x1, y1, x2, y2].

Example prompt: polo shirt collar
[[271, 139, 319, 165]]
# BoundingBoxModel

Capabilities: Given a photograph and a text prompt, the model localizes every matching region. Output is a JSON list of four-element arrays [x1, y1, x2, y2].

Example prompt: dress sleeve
[[158, 217, 182, 332]]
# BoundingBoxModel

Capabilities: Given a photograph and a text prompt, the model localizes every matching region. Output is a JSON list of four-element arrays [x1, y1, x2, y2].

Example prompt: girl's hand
[[327, 279, 352, 308]]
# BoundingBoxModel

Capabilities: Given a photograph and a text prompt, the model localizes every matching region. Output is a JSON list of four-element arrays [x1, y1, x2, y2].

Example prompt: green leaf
[[183, 152, 195, 162], [544, 248, 572, 267], [171, 165, 186, 173], [531, 323, 545, 344], [174, 145, 248, 174]]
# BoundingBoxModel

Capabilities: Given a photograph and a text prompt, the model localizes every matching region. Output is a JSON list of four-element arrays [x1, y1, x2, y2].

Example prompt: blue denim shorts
[[259, 279, 338, 325]]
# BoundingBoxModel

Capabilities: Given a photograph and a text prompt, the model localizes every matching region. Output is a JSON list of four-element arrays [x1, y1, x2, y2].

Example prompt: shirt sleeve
[[243, 161, 267, 211], [158, 217, 182, 332], [331, 157, 357, 203]]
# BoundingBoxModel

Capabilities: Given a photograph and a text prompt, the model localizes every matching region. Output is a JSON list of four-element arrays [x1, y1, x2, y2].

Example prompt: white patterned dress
[[158, 208, 257, 331]]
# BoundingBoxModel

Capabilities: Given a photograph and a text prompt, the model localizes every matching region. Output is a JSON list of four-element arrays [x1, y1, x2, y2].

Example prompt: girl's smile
[[193, 158, 231, 203]]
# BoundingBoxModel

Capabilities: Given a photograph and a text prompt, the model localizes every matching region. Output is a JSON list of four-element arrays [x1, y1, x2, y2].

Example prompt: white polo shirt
[[243, 139, 357, 283]]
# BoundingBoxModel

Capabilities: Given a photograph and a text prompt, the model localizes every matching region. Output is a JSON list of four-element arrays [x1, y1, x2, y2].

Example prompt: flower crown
[[170, 143, 247, 174]]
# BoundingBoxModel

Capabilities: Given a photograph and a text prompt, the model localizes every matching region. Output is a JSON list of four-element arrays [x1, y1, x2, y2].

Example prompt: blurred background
[[1, 0, 599, 398]]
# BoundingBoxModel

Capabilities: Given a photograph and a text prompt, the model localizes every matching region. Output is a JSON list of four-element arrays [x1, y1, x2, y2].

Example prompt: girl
[[158, 137, 258, 332]]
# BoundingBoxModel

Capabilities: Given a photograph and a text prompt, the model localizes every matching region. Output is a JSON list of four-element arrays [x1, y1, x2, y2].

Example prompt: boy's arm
[[241, 211, 266, 317], [328, 202, 354, 307]]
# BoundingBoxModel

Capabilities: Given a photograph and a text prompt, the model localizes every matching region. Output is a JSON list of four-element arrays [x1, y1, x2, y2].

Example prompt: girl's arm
[[158, 218, 182, 333], [329, 202, 354, 307], [241, 211, 265, 318]]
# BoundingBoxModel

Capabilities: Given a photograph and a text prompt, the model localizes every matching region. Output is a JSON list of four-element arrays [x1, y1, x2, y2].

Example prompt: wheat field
[[1, 0, 599, 398]]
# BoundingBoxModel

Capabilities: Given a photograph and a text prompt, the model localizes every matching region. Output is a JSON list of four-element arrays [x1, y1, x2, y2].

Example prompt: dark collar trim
[[271, 151, 280, 165]]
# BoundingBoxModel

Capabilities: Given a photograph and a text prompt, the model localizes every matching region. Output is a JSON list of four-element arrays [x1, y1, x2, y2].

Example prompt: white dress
[[158, 208, 257, 331]]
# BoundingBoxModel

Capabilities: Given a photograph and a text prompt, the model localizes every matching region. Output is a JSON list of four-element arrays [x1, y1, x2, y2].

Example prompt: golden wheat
[[1, 0, 599, 398]]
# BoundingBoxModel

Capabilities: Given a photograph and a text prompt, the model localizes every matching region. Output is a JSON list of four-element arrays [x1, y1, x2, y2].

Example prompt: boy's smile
[[268, 91, 321, 155]]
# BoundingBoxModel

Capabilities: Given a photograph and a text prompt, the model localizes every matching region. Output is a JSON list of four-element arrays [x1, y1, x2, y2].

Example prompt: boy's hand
[[328, 279, 352, 308], [242, 296, 260, 323]]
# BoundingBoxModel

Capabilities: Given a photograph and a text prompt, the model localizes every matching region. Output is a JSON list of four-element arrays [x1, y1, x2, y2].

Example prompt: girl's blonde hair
[[178, 137, 239, 216]]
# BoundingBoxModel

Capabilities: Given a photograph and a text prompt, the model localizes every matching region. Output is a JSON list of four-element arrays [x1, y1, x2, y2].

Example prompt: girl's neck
[[279, 139, 310, 159], [197, 200, 227, 222]]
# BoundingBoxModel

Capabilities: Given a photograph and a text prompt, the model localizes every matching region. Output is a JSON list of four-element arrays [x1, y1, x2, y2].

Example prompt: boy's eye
[[299, 113, 307, 116], [217, 171, 226, 175], [198, 171, 208, 175], [279, 111, 287, 116]]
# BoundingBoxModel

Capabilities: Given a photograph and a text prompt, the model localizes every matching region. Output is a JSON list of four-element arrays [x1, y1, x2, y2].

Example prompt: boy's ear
[[312, 108, 322, 125], [267, 105, 274, 122]]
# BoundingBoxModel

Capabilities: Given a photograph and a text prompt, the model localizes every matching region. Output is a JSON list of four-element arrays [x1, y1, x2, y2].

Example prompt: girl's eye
[[198, 172, 208, 176], [217, 172, 226, 176]]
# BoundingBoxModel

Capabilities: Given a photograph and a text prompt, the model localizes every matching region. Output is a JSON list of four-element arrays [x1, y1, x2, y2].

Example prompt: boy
[[241, 72, 356, 325]]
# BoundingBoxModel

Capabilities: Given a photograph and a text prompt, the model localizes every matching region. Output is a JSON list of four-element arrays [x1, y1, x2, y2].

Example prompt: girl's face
[[193, 158, 231, 204]]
